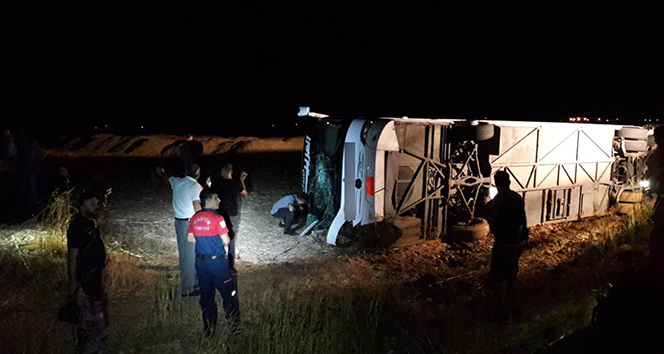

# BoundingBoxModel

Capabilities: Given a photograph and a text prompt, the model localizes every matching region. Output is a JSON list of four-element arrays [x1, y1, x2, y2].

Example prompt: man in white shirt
[[158, 163, 203, 296]]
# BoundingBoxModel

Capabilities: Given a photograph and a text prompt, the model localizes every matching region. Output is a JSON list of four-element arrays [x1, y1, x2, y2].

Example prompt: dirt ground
[[3, 144, 652, 353], [12, 152, 348, 353], [40, 134, 647, 271], [45, 152, 339, 265], [45, 151, 649, 296], [42, 148, 650, 291]]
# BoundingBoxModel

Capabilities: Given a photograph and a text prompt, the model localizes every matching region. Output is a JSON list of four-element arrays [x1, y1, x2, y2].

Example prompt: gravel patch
[[78, 154, 341, 264]]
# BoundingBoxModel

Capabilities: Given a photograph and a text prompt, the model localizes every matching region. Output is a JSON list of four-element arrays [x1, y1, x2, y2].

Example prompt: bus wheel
[[444, 218, 490, 243], [618, 190, 643, 203], [452, 123, 495, 142], [616, 127, 649, 140], [471, 123, 495, 141], [624, 140, 648, 152]]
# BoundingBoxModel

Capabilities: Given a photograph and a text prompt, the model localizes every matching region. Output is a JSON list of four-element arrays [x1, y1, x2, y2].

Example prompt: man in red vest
[[187, 189, 240, 335]]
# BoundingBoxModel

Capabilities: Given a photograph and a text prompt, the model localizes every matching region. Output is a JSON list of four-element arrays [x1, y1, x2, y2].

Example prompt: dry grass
[[108, 271, 384, 354], [0, 192, 159, 353], [0, 193, 655, 353], [24, 189, 77, 238]]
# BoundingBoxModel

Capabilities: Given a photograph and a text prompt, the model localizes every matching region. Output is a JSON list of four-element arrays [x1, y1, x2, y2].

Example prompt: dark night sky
[[2, 3, 663, 140]]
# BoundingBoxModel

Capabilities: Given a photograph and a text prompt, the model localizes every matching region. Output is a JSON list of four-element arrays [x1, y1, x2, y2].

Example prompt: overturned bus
[[299, 107, 652, 246]]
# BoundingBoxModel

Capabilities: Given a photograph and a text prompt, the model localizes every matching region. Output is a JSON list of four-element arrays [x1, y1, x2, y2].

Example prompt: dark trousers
[[195, 257, 240, 332], [78, 269, 104, 300], [16, 173, 38, 218], [490, 240, 526, 319], [648, 199, 664, 279], [0, 171, 14, 222], [490, 241, 526, 283], [272, 207, 295, 230]]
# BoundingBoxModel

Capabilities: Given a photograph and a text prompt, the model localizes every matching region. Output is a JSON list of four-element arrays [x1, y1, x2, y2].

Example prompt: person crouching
[[187, 189, 240, 335], [271, 193, 309, 235]]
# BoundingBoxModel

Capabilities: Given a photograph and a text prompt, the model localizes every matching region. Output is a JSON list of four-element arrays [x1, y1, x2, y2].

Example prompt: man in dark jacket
[[485, 170, 528, 321]]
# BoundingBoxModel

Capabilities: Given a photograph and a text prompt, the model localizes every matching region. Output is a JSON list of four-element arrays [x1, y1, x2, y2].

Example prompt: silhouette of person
[[485, 170, 528, 321]]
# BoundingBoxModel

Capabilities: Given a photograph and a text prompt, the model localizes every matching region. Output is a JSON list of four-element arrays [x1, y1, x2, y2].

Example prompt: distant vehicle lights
[[568, 117, 625, 123]]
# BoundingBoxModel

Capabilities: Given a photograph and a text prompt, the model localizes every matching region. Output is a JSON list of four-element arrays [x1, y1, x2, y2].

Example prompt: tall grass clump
[[105, 252, 157, 298], [0, 189, 160, 353], [0, 236, 69, 354], [582, 206, 652, 264], [0, 190, 75, 251], [240, 289, 382, 354], [36, 189, 77, 238], [131, 283, 384, 354], [616, 205, 652, 245]]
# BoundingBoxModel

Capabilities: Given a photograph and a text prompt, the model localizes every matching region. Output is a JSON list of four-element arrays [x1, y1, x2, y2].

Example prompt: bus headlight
[[640, 180, 650, 189]]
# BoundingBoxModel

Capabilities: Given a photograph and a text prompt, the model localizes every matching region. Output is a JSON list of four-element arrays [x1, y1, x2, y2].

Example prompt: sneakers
[[182, 289, 201, 297], [278, 221, 285, 228], [284, 229, 297, 235]]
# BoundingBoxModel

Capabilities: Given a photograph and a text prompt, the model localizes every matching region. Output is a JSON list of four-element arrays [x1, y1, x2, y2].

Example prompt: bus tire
[[444, 218, 490, 243], [618, 190, 643, 203], [624, 140, 648, 152], [616, 203, 638, 215], [453, 123, 495, 142], [472, 123, 495, 141], [616, 127, 648, 141]]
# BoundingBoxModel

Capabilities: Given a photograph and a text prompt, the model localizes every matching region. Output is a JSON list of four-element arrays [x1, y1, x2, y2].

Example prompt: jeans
[[175, 219, 197, 294], [272, 207, 295, 230]]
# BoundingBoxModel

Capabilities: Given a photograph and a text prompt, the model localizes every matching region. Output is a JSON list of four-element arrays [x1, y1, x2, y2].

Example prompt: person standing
[[271, 193, 309, 235], [187, 189, 240, 335], [646, 126, 664, 279], [0, 129, 18, 222], [0, 129, 18, 166], [211, 162, 248, 270], [15, 127, 41, 219], [67, 193, 107, 353], [157, 163, 203, 296], [484, 170, 528, 322], [176, 134, 203, 175]]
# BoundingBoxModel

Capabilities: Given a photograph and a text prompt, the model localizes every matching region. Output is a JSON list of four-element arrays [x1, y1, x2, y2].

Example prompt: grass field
[[0, 151, 656, 353], [0, 193, 653, 353]]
